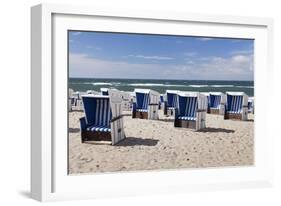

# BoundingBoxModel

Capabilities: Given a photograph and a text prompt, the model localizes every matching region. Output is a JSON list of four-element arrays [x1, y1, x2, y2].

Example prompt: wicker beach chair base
[[134, 111, 148, 119], [209, 108, 220, 115], [174, 119, 196, 129], [81, 131, 111, 143], [224, 113, 242, 120]]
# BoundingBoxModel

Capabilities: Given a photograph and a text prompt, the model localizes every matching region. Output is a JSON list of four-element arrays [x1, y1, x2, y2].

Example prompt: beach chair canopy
[[176, 92, 207, 121], [166, 90, 180, 108], [82, 95, 112, 132], [226, 92, 248, 113]]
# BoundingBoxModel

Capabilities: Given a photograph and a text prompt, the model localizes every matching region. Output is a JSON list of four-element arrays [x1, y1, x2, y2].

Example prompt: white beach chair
[[174, 91, 208, 130], [224, 92, 248, 121], [208, 92, 226, 115], [248, 97, 255, 114], [79, 89, 125, 145], [132, 88, 160, 120], [163, 90, 180, 116]]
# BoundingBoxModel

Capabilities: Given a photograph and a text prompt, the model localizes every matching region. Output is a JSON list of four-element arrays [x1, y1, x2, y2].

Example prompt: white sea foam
[[188, 85, 209, 88], [92, 82, 113, 86], [128, 83, 186, 87], [210, 85, 234, 87]]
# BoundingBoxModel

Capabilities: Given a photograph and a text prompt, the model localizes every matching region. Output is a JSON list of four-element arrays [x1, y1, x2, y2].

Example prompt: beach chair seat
[[79, 89, 125, 145], [174, 92, 208, 130], [86, 125, 111, 132], [132, 89, 160, 120], [177, 116, 197, 121], [224, 92, 248, 121]]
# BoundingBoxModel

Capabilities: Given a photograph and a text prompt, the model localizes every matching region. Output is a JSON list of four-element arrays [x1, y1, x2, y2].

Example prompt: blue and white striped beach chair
[[70, 91, 86, 111], [79, 90, 125, 145], [174, 92, 208, 130], [100, 88, 109, 96], [159, 94, 164, 110], [164, 90, 180, 116], [224, 92, 248, 121], [248, 97, 254, 114], [132, 89, 160, 120], [208, 92, 226, 115]]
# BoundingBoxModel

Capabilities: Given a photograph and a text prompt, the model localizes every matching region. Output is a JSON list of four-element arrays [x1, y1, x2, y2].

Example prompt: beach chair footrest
[[81, 131, 111, 142]]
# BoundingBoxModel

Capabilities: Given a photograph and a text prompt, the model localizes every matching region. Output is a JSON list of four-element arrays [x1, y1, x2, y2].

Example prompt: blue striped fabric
[[136, 109, 148, 112], [227, 95, 243, 113], [178, 116, 197, 121], [136, 92, 149, 110], [167, 92, 178, 108], [82, 96, 112, 132], [86, 126, 111, 132], [160, 95, 164, 103], [178, 96, 198, 120], [210, 94, 221, 109]]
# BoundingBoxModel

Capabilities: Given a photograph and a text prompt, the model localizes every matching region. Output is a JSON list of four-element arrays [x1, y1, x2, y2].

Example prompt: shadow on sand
[[197, 127, 235, 133], [116, 137, 159, 147]]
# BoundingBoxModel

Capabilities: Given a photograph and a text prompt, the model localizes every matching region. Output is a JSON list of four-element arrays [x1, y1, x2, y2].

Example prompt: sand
[[68, 110, 254, 174]]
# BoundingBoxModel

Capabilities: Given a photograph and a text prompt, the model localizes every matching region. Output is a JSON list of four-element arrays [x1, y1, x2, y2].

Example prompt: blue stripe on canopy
[[167, 92, 178, 108], [178, 96, 198, 118], [210, 94, 221, 109], [82, 96, 112, 127], [227, 94, 243, 113], [136, 92, 150, 110]]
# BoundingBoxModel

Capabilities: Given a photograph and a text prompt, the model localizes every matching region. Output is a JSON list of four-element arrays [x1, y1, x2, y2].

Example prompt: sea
[[69, 78, 254, 97]]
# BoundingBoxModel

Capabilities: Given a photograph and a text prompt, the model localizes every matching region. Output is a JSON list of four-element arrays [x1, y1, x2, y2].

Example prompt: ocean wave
[[236, 86, 254, 88], [188, 85, 209, 88], [92, 82, 113, 86], [210, 85, 234, 87], [128, 83, 186, 87]]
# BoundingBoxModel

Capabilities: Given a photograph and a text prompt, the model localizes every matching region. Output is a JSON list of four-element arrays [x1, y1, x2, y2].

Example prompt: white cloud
[[127, 54, 174, 60], [69, 53, 253, 80]]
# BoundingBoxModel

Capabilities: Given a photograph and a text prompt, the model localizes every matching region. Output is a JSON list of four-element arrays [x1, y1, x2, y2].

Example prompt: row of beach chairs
[[69, 88, 254, 145]]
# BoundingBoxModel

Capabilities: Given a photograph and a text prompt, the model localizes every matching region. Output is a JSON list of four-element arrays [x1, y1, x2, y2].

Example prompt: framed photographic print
[[31, 3, 274, 201]]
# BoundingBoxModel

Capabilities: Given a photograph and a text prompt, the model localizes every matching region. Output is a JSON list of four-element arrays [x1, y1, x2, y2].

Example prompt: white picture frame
[[31, 3, 274, 202]]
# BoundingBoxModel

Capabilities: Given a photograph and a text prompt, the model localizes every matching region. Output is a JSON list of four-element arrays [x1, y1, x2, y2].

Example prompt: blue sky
[[69, 31, 254, 80]]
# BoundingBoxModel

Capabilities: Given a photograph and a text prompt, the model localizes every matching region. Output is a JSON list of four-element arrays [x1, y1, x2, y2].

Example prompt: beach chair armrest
[[110, 115, 124, 123], [79, 117, 87, 131]]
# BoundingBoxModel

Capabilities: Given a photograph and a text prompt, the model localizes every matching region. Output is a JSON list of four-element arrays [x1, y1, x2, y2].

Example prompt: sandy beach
[[68, 110, 254, 174]]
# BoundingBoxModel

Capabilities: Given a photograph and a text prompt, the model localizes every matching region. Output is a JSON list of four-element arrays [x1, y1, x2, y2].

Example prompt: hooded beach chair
[[248, 97, 255, 114], [69, 88, 74, 111], [79, 89, 125, 145], [132, 89, 160, 120], [164, 90, 180, 116], [100, 88, 109, 96], [70, 91, 86, 111], [174, 92, 208, 130], [224, 92, 248, 121], [208, 92, 226, 115]]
